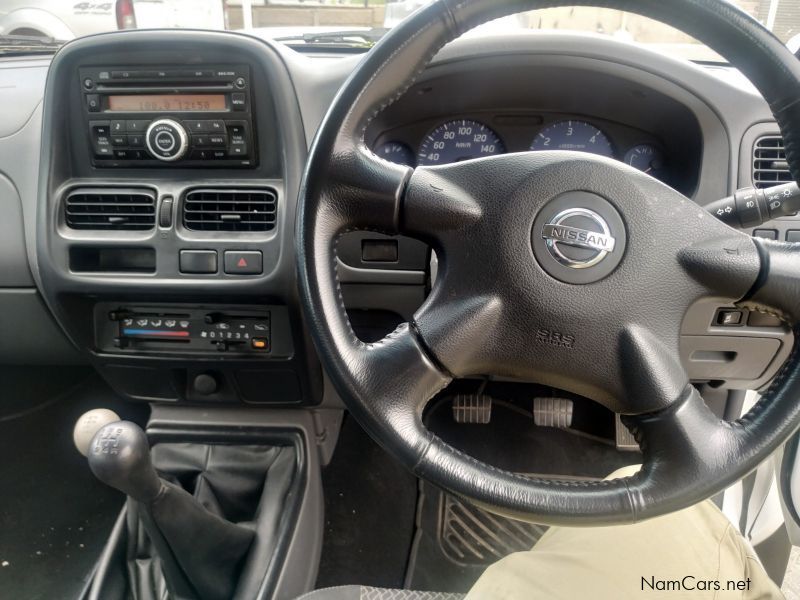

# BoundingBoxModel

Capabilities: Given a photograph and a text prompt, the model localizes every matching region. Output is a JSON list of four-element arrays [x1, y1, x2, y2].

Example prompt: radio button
[[190, 149, 212, 160], [229, 143, 248, 157], [209, 134, 226, 147], [155, 131, 176, 152], [184, 120, 207, 133], [90, 122, 112, 156], [90, 122, 110, 136], [206, 120, 225, 132], [192, 134, 210, 147], [111, 134, 127, 146], [231, 93, 246, 111], [128, 134, 144, 147], [126, 120, 150, 133], [110, 120, 126, 133], [145, 119, 189, 162], [227, 122, 248, 154], [114, 149, 131, 159], [86, 94, 100, 112], [211, 150, 227, 159]]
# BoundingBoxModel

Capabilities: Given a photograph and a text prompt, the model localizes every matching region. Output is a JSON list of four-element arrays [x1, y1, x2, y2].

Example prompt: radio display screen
[[107, 94, 227, 112]]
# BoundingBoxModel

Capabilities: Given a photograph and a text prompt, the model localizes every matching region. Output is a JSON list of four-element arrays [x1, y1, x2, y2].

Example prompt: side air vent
[[753, 136, 793, 189], [183, 188, 277, 232], [65, 188, 156, 230]]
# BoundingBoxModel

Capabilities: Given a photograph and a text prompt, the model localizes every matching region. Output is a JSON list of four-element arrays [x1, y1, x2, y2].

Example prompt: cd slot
[[96, 84, 233, 92]]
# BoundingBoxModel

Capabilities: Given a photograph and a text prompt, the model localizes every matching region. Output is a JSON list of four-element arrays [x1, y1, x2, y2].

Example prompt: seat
[[297, 586, 465, 600]]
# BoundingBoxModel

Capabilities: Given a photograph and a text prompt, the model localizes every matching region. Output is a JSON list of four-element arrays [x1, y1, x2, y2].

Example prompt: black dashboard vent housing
[[753, 136, 793, 189], [183, 188, 277, 232], [64, 188, 156, 230]]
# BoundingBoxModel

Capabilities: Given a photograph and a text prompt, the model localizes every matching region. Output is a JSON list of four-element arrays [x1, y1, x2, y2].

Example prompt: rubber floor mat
[[439, 493, 547, 566]]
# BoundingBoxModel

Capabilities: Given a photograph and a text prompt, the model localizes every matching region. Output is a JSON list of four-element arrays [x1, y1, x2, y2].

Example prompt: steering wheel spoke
[[401, 166, 485, 242], [739, 238, 800, 324], [621, 387, 738, 518], [343, 323, 453, 463]]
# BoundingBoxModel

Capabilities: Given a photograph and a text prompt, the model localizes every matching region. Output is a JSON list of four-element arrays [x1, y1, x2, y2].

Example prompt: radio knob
[[145, 119, 188, 162]]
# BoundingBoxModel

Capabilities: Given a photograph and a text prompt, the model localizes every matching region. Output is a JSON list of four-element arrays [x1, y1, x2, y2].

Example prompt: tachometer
[[374, 141, 416, 167], [418, 119, 505, 166], [530, 120, 614, 158]]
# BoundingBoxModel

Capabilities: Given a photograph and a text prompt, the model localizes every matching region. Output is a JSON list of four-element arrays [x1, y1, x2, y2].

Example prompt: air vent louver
[[753, 136, 793, 189], [65, 189, 156, 230], [183, 189, 277, 232]]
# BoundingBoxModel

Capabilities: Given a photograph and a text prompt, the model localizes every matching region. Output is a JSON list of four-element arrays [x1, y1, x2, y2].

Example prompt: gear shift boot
[[79, 416, 296, 600]]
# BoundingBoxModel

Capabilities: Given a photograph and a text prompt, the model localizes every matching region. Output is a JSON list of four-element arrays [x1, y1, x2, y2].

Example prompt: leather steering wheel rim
[[297, 0, 800, 525]]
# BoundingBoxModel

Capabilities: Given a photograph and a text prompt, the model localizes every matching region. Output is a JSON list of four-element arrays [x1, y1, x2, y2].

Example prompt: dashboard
[[0, 30, 795, 409]]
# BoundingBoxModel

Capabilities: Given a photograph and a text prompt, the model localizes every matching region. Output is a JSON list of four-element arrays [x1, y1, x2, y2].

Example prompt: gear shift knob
[[87, 421, 163, 504], [73, 408, 120, 456]]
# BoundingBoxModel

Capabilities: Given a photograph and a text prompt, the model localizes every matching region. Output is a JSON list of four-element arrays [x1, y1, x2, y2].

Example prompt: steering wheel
[[297, 0, 800, 525]]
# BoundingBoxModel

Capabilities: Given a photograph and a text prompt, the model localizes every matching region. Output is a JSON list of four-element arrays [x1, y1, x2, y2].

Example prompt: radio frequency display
[[107, 94, 226, 112]]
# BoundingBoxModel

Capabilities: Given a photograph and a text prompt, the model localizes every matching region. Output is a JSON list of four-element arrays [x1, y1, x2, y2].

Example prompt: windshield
[[0, 1, 798, 61]]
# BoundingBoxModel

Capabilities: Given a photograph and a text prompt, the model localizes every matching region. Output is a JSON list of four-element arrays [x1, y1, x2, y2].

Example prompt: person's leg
[[466, 466, 783, 599]]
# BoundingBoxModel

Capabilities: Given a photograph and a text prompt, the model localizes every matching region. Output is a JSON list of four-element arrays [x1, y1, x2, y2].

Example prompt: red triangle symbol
[[237, 257, 248, 267]]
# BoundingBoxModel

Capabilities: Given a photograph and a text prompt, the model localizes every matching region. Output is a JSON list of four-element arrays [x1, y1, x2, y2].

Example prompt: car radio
[[80, 65, 257, 168]]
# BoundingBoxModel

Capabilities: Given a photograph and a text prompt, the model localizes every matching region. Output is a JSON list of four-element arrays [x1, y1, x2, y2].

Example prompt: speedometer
[[418, 120, 505, 166], [530, 120, 614, 158]]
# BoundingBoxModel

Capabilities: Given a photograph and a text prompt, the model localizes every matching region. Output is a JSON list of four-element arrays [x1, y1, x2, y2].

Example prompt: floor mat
[[405, 399, 636, 593], [316, 414, 418, 590], [0, 367, 148, 600], [439, 492, 547, 566]]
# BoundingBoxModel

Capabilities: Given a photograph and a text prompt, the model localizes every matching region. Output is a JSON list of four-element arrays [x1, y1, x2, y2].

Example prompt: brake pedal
[[452, 394, 492, 424], [532, 396, 573, 429]]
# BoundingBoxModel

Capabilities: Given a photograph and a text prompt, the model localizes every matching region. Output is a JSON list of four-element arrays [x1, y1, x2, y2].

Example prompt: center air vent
[[65, 188, 156, 230], [753, 136, 793, 189], [183, 189, 277, 232]]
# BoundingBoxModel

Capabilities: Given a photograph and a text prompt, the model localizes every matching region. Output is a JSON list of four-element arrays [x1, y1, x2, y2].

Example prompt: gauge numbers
[[531, 120, 614, 158], [418, 119, 505, 166]]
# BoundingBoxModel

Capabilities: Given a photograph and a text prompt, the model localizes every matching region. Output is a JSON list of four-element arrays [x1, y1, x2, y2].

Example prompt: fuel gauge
[[623, 144, 665, 179], [374, 141, 416, 167]]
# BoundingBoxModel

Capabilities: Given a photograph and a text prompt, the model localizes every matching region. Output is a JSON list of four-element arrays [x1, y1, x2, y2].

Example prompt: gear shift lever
[[74, 410, 255, 600]]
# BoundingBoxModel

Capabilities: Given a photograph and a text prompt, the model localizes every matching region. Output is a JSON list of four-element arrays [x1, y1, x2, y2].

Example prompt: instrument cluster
[[373, 116, 668, 183]]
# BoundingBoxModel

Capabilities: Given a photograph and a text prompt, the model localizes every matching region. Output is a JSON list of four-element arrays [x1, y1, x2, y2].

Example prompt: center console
[[37, 30, 324, 600], [36, 30, 319, 408]]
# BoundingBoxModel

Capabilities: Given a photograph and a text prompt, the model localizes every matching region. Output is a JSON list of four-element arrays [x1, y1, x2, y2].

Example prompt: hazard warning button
[[223, 250, 263, 275]]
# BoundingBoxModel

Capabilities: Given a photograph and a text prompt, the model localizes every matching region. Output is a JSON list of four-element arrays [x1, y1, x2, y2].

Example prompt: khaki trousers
[[466, 466, 784, 599]]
